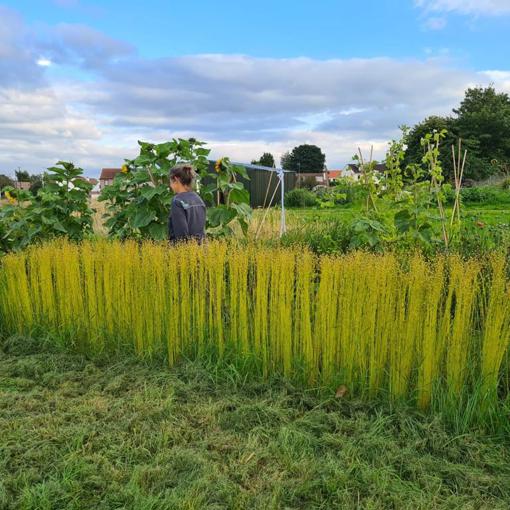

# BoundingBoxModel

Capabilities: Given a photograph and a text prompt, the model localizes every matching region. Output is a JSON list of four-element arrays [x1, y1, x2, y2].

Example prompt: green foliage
[[99, 140, 252, 240], [343, 130, 456, 253], [312, 186, 348, 208], [453, 218, 510, 257], [251, 152, 275, 167], [460, 186, 510, 204], [283, 144, 326, 173], [281, 219, 354, 254], [297, 176, 319, 189], [501, 178, 510, 190], [328, 177, 364, 205], [349, 214, 393, 251], [404, 116, 457, 181], [284, 188, 318, 208], [454, 86, 510, 165], [280, 151, 292, 170], [0, 162, 93, 252], [14, 169, 31, 182], [405, 87, 510, 182], [0, 174, 14, 193], [205, 157, 252, 237], [98, 138, 210, 240], [29, 178, 43, 196]]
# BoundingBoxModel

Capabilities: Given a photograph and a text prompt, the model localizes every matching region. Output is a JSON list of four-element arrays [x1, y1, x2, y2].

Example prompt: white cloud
[[480, 70, 510, 92], [416, 0, 510, 15], [36, 58, 52, 67]]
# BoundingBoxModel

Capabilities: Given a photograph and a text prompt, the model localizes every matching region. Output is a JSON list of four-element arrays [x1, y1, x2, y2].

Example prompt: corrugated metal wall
[[204, 161, 297, 208]]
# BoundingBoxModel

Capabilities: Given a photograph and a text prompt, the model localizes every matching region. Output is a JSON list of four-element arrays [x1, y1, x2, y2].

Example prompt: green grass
[[2, 337, 510, 510], [284, 203, 509, 225]]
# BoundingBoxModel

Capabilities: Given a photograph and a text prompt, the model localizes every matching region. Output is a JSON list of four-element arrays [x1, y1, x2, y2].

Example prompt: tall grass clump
[[1, 240, 509, 427]]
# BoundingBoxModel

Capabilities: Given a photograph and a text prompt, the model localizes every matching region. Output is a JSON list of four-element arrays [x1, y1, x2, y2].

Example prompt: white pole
[[278, 168, 286, 237]]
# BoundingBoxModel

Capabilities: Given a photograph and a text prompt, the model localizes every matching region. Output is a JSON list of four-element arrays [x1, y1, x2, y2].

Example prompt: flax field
[[1, 240, 509, 423]]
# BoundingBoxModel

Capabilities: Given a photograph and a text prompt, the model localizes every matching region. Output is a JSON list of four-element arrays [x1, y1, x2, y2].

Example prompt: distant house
[[296, 171, 330, 187], [343, 163, 387, 181], [327, 170, 342, 182], [14, 181, 31, 191], [99, 168, 121, 189]]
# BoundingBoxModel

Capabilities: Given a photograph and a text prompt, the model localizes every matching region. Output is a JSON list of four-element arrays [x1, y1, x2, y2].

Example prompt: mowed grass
[[2, 338, 510, 510]]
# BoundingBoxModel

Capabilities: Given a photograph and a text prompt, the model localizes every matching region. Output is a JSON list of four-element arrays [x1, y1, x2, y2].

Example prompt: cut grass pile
[[1, 338, 510, 510]]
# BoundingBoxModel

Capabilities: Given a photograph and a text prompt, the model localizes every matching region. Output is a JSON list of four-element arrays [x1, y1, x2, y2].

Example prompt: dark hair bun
[[170, 164, 195, 186]]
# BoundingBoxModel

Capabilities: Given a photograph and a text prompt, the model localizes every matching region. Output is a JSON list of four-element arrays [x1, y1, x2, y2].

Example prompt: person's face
[[170, 177, 180, 193]]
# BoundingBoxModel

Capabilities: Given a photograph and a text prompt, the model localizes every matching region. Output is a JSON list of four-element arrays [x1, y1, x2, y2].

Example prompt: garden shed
[[207, 161, 297, 208]]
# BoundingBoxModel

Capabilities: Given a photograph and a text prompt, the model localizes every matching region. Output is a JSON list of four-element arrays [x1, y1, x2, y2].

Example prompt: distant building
[[296, 171, 330, 187], [14, 181, 31, 191], [327, 170, 342, 182], [343, 163, 386, 181], [99, 168, 121, 189]]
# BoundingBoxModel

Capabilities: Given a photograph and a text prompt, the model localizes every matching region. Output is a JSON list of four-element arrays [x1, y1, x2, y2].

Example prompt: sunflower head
[[215, 159, 222, 173], [121, 164, 129, 174], [5, 191, 15, 205]]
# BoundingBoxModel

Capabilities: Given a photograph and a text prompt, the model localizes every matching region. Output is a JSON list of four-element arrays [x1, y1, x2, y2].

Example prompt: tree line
[[404, 86, 510, 182], [251, 86, 510, 182]]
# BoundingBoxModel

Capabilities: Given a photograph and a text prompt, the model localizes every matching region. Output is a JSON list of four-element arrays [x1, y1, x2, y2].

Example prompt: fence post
[[278, 169, 286, 237]]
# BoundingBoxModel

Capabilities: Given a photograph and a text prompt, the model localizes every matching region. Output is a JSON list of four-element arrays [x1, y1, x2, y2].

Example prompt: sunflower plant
[[99, 138, 210, 240], [0, 162, 93, 253], [201, 157, 252, 237]]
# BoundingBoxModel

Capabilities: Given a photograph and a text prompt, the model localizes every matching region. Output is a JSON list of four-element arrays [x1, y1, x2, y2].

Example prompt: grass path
[[2, 338, 510, 509]]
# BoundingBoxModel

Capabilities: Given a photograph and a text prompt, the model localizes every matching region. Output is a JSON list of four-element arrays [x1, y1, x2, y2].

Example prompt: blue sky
[[1, 0, 510, 174]]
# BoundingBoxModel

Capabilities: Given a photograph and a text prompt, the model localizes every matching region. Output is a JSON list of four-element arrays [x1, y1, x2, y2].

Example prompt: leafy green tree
[[280, 151, 292, 170], [285, 144, 326, 173], [404, 117, 456, 181], [29, 178, 43, 196], [0, 174, 14, 194], [405, 87, 510, 181], [14, 169, 31, 182], [251, 152, 275, 167], [454, 86, 510, 172]]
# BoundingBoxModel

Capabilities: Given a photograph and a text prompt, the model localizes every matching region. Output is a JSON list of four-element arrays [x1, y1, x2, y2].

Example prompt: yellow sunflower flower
[[215, 158, 222, 173], [121, 164, 129, 174], [5, 191, 16, 205]]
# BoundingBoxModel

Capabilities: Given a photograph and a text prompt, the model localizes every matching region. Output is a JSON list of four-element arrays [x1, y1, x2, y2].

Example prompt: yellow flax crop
[[480, 254, 510, 399], [1, 240, 508, 417]]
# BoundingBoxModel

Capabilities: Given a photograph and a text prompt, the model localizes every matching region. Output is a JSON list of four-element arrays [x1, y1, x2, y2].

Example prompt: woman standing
[[168, 165, 206, 243]]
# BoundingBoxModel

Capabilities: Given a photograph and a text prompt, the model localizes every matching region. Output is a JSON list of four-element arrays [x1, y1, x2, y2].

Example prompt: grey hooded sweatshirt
[[168, 191, 206, 243]]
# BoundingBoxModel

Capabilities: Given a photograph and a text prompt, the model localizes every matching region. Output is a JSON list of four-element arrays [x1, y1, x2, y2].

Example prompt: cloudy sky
[[1, 0, 510, 176]]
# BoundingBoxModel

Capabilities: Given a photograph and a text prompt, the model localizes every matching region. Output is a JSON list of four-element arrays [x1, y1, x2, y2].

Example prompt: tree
[[29, 178, 43, 196], [285, 144, 326, 173], [405, 86, 510, 181], [0, 174, 14, 195], [280, 151, 292, 170], [15, 169, 30, 182], [404, 116, 457, 181], [251, 152, 275, 167], [454, 86, 510, 172]]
